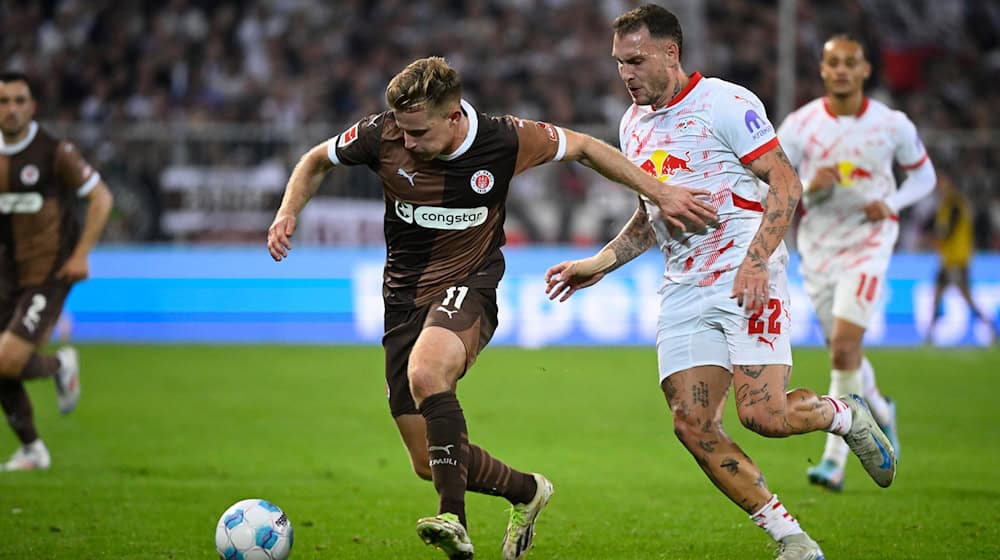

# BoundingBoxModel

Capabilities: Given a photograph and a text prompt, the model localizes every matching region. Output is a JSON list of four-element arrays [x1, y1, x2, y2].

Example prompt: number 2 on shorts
[[748, 298, 782, 335]]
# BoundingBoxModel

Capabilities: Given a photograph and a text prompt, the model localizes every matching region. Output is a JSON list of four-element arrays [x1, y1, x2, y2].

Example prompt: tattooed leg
[[662, 365, 773, 513], [733, 364, 836, 436]]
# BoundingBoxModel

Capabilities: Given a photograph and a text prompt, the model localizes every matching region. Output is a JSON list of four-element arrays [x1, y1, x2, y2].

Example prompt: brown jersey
[[0, 122, 99, 287], [329, 99, 565, 309]]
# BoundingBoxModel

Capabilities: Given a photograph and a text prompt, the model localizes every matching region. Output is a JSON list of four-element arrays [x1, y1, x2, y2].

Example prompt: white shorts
[[656, 268, 793, 383], [805, 269, 885, 338]]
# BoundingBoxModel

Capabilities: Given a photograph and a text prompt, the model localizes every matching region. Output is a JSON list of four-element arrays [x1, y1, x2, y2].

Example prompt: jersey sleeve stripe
[[898, 152, 928, 170], [732, 193, 764, 212], [76, 172, 101, 197], [553, 126, 567, 162], [738, 137, 779, 164], [326, 138, 341, 166]]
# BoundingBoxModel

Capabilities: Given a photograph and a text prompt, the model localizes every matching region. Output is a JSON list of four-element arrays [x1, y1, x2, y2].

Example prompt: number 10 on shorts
[[748, 298, 782, 335]]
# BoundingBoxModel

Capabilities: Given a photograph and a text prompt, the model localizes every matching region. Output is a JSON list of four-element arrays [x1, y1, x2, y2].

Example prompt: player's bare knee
[[737, 410, 789, 438], [672, 413, 711, 448], [0, 353, 28, 378], [829, 337, 862, 370], [407, 365, 446, 402]]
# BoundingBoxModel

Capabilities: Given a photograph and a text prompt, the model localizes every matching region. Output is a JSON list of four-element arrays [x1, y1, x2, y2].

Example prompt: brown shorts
[[0, 280, 73, 344], [382, 286, 499, 417]]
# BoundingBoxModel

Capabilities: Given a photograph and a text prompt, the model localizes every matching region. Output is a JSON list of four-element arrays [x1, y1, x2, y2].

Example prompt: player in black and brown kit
[[266, 57, 716, 560], [0, 72, 113, 471]]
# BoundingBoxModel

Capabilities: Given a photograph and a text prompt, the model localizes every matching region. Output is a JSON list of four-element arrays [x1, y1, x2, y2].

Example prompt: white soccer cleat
[[501, 473, 554, 560], [416, 512, 474, 559], [879, 397, 900, 461], [55, 346, 80, 415], [842, 394, 896, 487], [776, 533, 825, 560], [3, 440, 51, 471]]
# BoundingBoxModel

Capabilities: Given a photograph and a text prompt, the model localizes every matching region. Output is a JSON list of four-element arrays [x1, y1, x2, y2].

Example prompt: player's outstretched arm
[[267, 141, 336, 261], [732, 145, 801, 310], [545, 204, 654, 302], [57, 179, 114, 282], [558, 128, 717, 232]]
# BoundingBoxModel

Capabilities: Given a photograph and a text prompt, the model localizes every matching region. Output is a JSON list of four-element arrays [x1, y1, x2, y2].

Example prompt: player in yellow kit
[[925, 173, 998, 344]]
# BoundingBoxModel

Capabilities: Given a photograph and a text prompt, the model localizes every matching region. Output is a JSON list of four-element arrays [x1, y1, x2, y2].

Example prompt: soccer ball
[[215, 498, 294, 560]]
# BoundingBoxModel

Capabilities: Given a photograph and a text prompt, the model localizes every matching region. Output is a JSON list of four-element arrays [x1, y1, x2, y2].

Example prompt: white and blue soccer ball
[[215, 498, 294, 560]]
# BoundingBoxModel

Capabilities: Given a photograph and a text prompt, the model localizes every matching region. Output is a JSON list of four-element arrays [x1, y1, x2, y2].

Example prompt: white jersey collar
[[823, 96, 870, 119], [0, 121, 39, 155], [437, 99, 478, 161]]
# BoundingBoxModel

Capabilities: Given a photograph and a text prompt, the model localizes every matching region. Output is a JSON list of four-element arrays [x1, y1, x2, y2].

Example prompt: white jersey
[[778, 97, 929, 279], [619, 72, 788, 287]]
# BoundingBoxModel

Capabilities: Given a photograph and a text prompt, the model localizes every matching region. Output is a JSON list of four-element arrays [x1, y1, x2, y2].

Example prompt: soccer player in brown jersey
[[267, 57, 716, 559], [0, 72, 114, 471]]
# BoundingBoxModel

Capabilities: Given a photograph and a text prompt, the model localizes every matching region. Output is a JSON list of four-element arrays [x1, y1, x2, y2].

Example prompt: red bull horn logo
[[640, 150, 694, 182], [837, 161, 872, 187]]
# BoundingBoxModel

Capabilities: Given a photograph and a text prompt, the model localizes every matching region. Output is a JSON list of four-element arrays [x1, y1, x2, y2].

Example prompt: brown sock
[[466, 444, 538, 505], [419, 391, 469, 527], [0, 380, 38, 444], [19, 354, 60, 380]]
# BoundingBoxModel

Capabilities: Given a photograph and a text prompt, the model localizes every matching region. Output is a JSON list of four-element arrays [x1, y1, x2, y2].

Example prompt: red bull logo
[[640, 150, 694, 182], [849, 167, 872, 180], [837, 161, 872, 186]]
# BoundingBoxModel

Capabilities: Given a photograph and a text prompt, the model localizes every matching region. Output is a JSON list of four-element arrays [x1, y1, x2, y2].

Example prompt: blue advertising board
[[63, 247, 1000, 346]]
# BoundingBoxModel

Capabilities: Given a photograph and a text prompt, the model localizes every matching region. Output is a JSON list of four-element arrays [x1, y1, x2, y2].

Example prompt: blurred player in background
[[777, 35, 935, 491], [0, 72, 113, 471], [266, 57, 716, 560], [545, 6, 895, 559], [925, 172, 998, 344]]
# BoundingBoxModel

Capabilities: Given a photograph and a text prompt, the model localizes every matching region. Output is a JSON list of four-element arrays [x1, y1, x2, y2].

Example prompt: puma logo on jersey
[[435, 307, 458, 319], [428, 444, 455, 455], [0, 192, 43, 214], [397, 168, 418, 187], [21, 294, 47, 334]]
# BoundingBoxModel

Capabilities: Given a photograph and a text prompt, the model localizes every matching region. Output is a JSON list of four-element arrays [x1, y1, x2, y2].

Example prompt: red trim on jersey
[[823, 96, 869, 118], [822, 98, 836, 118], [732, 193, 764, 212], [739, 137, 779, 164], [899, 153, 928, 170], [889, 215, 899, 221], [654, 72, 703, 110], [857, 96, 870, 117]]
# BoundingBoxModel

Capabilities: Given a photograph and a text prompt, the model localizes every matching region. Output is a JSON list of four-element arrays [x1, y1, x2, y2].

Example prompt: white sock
[[821, 396, 852, 435], [750, 494, 803, 542], [821, 368, 861, 465], [860, 356, 891, 426], [831, 368, 863, 397]]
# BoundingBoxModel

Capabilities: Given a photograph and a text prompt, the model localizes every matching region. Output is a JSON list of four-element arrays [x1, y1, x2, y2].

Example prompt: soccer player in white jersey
[[777, 35, 935, 492], [544, 6, 896, 559]]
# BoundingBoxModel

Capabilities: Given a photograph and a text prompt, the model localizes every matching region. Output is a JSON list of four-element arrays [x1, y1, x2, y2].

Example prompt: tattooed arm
[[544, 203, 655, 302], [731, 145, 802, 311]]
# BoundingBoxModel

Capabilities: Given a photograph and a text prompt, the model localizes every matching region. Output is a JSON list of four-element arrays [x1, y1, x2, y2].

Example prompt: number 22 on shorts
[[747, 298, 782, 335]]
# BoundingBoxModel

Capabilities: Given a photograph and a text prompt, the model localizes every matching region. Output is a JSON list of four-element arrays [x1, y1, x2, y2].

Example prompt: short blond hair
[[385, 57, 461, 115]]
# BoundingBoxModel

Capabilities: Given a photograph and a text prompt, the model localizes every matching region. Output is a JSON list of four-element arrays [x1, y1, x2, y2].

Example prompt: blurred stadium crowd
[[3, 0, 998, 248]]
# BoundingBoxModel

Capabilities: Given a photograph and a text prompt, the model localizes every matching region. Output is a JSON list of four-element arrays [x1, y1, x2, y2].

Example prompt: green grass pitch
[[1, 345, 998, 559]]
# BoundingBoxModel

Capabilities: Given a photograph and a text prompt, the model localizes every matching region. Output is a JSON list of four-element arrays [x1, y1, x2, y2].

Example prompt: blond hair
[[385, 57, 461, 115]]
